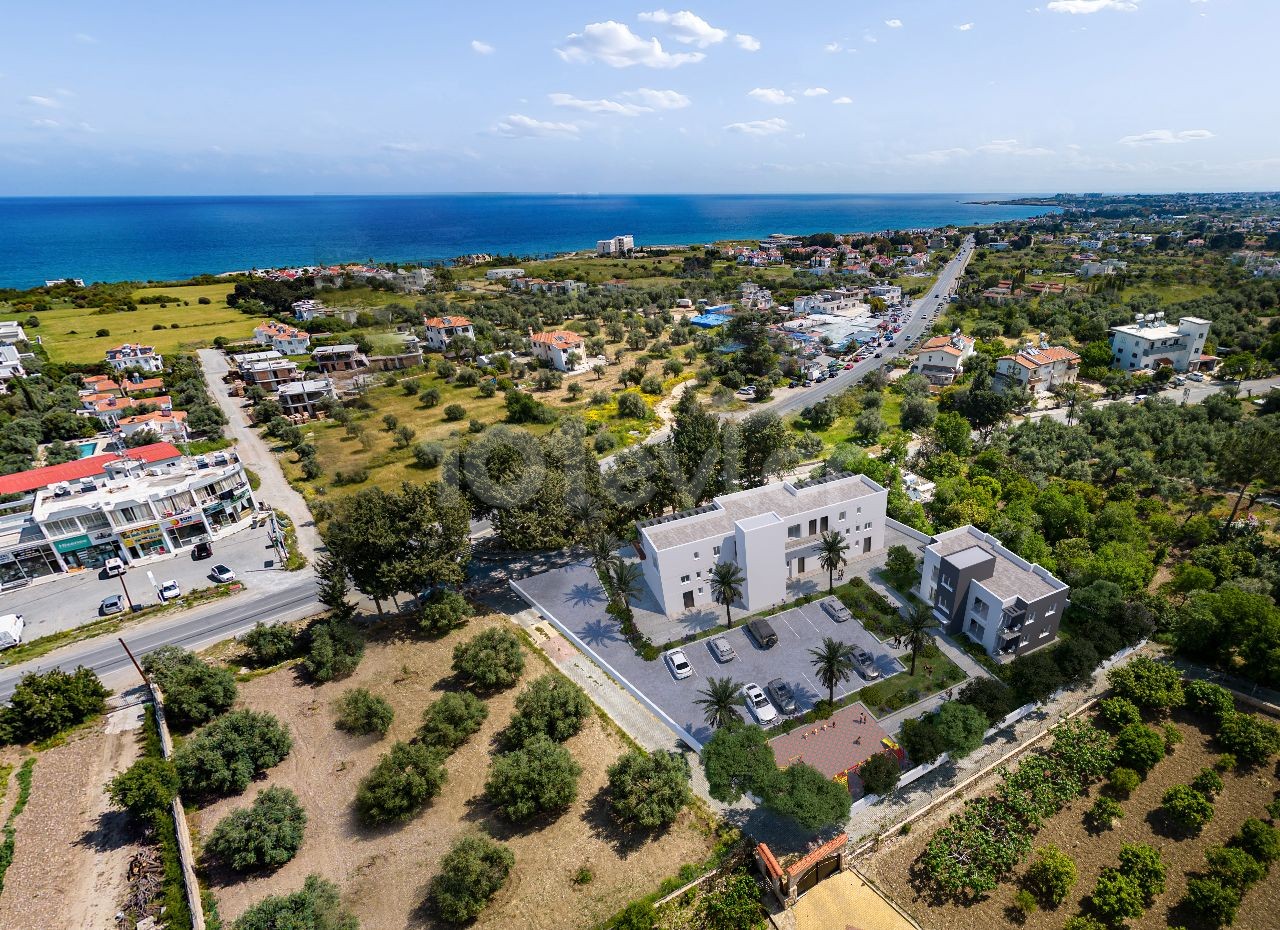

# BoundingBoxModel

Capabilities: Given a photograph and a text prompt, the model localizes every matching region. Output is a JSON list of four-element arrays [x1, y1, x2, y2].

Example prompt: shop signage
[[10, 546, 50, 560], [166, 512, 204, 529], [121, 525, 164, 547], [53, 534, 92, 554]]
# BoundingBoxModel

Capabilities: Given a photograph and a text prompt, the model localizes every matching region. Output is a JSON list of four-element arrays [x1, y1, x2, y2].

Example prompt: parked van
[[746, 618, 778, 649], [0, 614, 24, 650]]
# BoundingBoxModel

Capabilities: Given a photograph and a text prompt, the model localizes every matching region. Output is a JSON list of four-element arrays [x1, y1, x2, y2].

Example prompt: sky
[[1, 0, 1277, 196]]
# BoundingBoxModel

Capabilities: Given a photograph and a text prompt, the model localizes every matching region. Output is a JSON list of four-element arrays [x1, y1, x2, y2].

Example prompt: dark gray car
[[854, 647, 880, 680], [766, 678, 797, 715], [746, 618, 778, 649]]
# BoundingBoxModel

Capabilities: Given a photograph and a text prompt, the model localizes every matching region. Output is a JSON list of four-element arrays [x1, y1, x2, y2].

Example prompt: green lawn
[[853, 642, 967, 717]]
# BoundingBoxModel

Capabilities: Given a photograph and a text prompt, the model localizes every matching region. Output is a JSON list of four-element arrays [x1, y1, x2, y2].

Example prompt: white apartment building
[[0, 321, 28, 344], [484, 268, 525, 281], [277, 378, 336, 417], [911, 332, 975, 385], [0, 345, 26, 390], [254, 321, 312, 355], [867, 285, 903, 306], [105, 344, 164, 373], [995, 345, 1081, 395], [1109, 313, 1212, 373], [423, 315, 475, 352], [793, 289, 865, 315], [596, 235, 635, 256], [919, 525, 1070, 660], [529, 330, 586, 372], [636, 472, 888, 617]]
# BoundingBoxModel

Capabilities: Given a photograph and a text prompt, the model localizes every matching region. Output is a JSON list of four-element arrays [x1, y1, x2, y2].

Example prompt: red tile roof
[[424, 316, 472, 329], [530, 330, 584, 349], [0, 443, 182, 495], [785, 834, 848, 882]]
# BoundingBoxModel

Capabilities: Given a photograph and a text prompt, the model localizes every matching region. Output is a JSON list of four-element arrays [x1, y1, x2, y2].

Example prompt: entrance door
[[863, 538, 871, 554], [797, 556, 806, 574], [683, 590, 695, 609]]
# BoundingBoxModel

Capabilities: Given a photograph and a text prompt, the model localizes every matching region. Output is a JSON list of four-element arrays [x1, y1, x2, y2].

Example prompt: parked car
[[766, 678, 797, 715], [743, 683, 778, 725], [0, 614, 23, 650], [100, 594, 126, 616], [159, 580, 181, 602], [745, 618, 778, 649], [103, 557, 126, 577], [664, 647, 693, 680], [210, 564, 236, 583], [709, 636, 736, 663], [192, 540, 213, 560], [1188, 371, 1205, 382], [821, 598, 852, 623], [854, 647, 881, 680]]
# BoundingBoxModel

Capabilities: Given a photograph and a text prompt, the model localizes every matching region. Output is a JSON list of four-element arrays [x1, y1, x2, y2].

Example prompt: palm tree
[[904, 601, 934, 676], [695, 677, 742, 729], [588, 532, 621, 583], [609, 560, 644, 627], [809, 637, 859, 707], [816, 531, 850, 593], [708, 561, 745, 628]]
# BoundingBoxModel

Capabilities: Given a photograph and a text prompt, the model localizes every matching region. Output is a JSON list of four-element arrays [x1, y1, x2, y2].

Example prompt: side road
[[198, 348, 322, 559]]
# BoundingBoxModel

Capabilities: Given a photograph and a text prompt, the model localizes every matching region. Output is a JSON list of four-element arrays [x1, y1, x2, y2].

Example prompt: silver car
[[855, 647, 881, 680], [709, 636, 736, 663], [821, 598, 852, 623]]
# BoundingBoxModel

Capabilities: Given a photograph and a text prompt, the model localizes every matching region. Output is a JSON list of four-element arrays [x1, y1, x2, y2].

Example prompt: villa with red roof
[[529, 329, 586, 372], [253, 321, 311, 355], [422, 315, 474, 352], [118, 409, 189, 443], [995, 344, 1081, 395], [910, 332, 975, 386]]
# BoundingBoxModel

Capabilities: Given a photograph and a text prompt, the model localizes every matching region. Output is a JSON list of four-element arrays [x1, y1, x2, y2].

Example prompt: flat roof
[[928, 526, 1062, 601]]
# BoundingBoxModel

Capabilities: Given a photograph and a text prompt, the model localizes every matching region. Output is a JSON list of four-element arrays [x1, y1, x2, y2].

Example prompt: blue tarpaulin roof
[[690, 312, 733, 328]]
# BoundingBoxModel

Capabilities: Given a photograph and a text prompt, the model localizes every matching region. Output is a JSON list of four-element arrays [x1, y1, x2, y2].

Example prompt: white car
[[0, 614, 24, 650], [159, 580, 181, 601], [210, 564, 236, 583], [743, 682, 778, 725], [664, 647, 693, 680], [103, 557, 126, 577]]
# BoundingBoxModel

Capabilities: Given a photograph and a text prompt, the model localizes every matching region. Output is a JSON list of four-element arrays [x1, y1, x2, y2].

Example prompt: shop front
[[203, 488, 254, 529], [0, 543, 61, 588], [55, 533, 123, 570], [120, 524, 168, 561], [164, 511, 210, 548]]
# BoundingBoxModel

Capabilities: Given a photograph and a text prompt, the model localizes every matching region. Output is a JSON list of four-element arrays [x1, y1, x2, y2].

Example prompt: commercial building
[[596, 235, 635, 256], [422, 315, 475, 352], [105, 344, 164, 373], [254, 321, 311, 355], [277, 378, 336, 417], [529, 330, 586, 372], [919, 525, 1069, 659], [793, 288, 864, 315], [911, 333, 975, 385], [636, 472, 888, 617], [1109, 313, 1212, 373], [995, 345, 1081, 395]]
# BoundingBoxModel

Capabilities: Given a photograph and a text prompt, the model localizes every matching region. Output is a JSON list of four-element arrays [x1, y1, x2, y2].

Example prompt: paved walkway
[[874, 632, 992, 735], [793, 869, 919, 930], [197, 348, 322, 559]]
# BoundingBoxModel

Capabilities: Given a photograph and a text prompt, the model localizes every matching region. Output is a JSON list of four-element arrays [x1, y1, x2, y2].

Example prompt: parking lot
[[512, 561, 904, 745]]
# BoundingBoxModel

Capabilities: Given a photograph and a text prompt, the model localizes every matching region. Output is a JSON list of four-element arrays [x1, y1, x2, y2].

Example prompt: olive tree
[[452, 627, 525, 691], [428, 835, 515, 924], [606, 749, 692, 831], [505, 674, 591, 747], [206, 786, 307, 872], [485, 735, 581, 821], [419, 692, 489, 751], [356, 741, 447, 824], [174, 710, 292, 798]]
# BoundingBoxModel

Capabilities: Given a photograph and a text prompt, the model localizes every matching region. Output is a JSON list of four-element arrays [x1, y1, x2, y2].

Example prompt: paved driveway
[[512, 560, 903, 745]]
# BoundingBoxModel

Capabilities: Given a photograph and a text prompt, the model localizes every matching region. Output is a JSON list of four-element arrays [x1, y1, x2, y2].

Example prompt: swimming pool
[[77, 440, 99, 458]]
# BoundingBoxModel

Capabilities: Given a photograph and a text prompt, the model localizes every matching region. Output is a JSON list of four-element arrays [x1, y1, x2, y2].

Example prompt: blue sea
[[0, 193, 1055, 289]]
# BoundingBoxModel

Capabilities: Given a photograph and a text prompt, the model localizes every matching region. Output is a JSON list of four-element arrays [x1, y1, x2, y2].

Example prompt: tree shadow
[[459, 791, 573, 842], [1144, 806, 1200, 841], [75, 808, 137, 855], [565, 582, 607, 609], [582, 786, 656, 858], [577, 617, 625, 649]]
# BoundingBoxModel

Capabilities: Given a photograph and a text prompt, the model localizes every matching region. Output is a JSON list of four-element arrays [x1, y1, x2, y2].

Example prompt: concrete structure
[[276, 378, 335, 417], [240, 358, 301, 391], [105, 344, 164, 374], [367, 332, 423, 371], [596, 234, 635, 256], [230, 349, 283, 371], [529, 330, 586, 372], [793, 288, 865, 315], [636, 472, 888, 617], [995, 344, 1081, 395], [393, 267, 434, 292], [911, 332, 975, 385], [253, 321, 311, 355], [1109, 313, 1212, 373], [919, 525, 1069, 659], [422, 315, 474, 352], [867, 284, 903, 305], [291, 299, 358, 324], [901, 470, 936, 504], [484, 267, 524, 281], [311, 345, 367, 374]]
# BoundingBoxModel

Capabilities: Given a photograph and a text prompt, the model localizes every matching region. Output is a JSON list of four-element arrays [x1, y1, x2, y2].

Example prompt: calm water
[[0, 193, 1053, 288]]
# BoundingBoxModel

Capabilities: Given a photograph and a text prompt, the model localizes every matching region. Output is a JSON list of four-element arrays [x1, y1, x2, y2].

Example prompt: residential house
[[277, 378, 336, 417], [995, 345, 1081, 395], [311, 345, 368, 374], [635, 472, 888, 617], [241, 358, 301, 391], [393, 267, 435, 292], [0, 345, 26, 390], [484, 268, 525, 281], [901, 471, 936, 504], [82, 394, 172, 428], [120, 376, 166, 396], [919, 525, 1069, 659], [368, 332, 423, 371], [423, 316, 475, 352], [0, 321, 28, 345], [105, 344, 164, 374], [1109, 314, 1212, 372], [910, 332, 975, 386], [529, 330, 586, 372], [291, 300, 359, 325], [253, 321, 311, 355], [117, 410, 189, 444], [867, 285, 903, 306]]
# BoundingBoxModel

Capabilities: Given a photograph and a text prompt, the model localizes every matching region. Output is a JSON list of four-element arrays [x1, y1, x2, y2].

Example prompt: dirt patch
[[200, 614, 718, 929], [861, 711, 1280, 930], [0, 705, 144, 928]]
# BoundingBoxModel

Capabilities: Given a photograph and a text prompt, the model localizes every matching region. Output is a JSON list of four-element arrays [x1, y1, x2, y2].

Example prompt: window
[[787, 524, 801, 539], [80, 512, 110, 531], [838, 511, 846, 521], [680, 574, 690, 584], [44, 517, 82, 537], [820, 515, 829, 532], [712, 545, 720, 556], [1044, 606, 1056, 617], [693, 551, 700, 559], [696, 571, 702, 579], [697, 587, 703, 594], [808, 519, 817, 536], [1039, 628, 1052, 638]]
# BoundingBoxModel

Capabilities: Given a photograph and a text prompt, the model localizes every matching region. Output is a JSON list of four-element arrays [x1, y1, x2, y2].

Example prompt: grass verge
[[0, 757, 36, 895]]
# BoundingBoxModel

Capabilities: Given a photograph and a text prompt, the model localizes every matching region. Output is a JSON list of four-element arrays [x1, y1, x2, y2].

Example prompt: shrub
[[1184, 679, 1235, 722], [1024, 844, 1077, 907], [413, 439, 446, 469], [1062, 917, 1107, 930], [428, 834, 515, 924], [1108, 767, 1141, 798], [1182, 876, 1242, 929], [174, 710, 292, 798], [452, 627, 524, 691], [303, 617, 364, 683], [485, 734, 581, 821], [698, 871, 766, 930], [616, 392, 649, 420], [764, 762, 852, 829], [1205, 845, 1265, 892], [96, 328, 109, 337], [1087, 796, 1124, 831], [1117, 843, 1165, 904], [107, 757, 180, 821], [443, 403, 466, 421], [610, 900, 658, 930], [1097, 696, 1142, 730], [1090, 869, 1145, 924], [1163, 722, 1184, 753], [231, 873, 356, 930], [606, 749, 691, 831], [900, 714, 947, 765], [419, 387, 442, 408], [206, 786, 307, 872], [955, 676, 1016, 726], [1235, 817, 1280, 864], [1115, 722, 1166, 774], [356, 741, 447, 824], [1011, 888, 1037, 918], [857, 751, 902, 797], [1217, 711, 1280, 766], [0, 667, 109, 744], [417, 590, 471, 636], [1161, 784, 1214, 834], [1215, 753, 1238, 772], [1191, 766, 1224, 799], [1106, 656, 1184, 712], [505, 674, 591, 747], [334, 688, 394, 736], [240, 622, 297, 666], [419, 692, 488, 752]]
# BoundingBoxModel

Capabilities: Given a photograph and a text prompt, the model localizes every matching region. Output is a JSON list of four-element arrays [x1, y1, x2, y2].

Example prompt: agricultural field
[[862, 710, 1280, 930], [197, 614, 720, 930]]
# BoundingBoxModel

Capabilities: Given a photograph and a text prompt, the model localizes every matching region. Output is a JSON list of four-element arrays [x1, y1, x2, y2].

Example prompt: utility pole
[[118, 571, 137, 612], [118, 637, 147, 683]]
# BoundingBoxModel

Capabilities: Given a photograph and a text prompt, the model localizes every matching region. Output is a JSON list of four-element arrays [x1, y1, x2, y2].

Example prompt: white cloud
[[558, 21, 704, 68], [864, 33, 878, 43], [955, 22, 975, 30], [734, 33, 761, 51], [976, 138, 1055, 156], [885, 19, 903, 28], [748, 87, 794, 105], [638, 9, 727, 47], [724, 117, 789, 136], [622, 88, 692, 109], [493, 114, 580, 139], [470, 39, 494, 55], [908, 147, 969, 164], [31, 118, 61, 128], [73, 32, 97, 44], [1118, 128, 1214, 145], [1047, 0, 1138, 12], [803, 87, 829, 97], [548, 93, 650, 116], [832, 96, 853, 105], [27, 95, 62, 108], [824, 41, 843, 52]]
